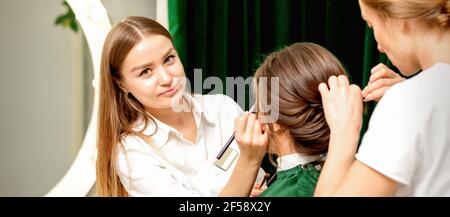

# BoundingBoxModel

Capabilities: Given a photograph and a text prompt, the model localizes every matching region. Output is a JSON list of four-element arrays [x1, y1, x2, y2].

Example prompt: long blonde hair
[[96, 16, 173, 196], [361, 0, 450, 28]]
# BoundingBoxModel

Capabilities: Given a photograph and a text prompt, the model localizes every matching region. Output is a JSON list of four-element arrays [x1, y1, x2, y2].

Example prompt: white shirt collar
[[276, 153, 320, 172], [185, 93, 217, 125]]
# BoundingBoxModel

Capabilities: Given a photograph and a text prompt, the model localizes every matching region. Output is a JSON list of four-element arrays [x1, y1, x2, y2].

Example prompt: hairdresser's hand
[[318, 75, 363, 144], [362, 63, 405, 102], [235, 112, 269, 166]]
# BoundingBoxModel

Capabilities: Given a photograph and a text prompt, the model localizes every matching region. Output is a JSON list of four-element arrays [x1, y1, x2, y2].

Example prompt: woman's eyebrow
[[131, 47, 175, 72], [162, 47, 174, 58], [131, 62, 153, 72]]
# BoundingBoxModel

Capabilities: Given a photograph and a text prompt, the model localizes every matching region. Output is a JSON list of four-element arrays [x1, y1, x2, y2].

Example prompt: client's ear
[[271, 123, 285, 134]]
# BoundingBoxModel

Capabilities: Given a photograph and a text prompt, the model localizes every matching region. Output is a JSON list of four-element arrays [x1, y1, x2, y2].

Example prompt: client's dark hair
[[254, 42, 347, 156]]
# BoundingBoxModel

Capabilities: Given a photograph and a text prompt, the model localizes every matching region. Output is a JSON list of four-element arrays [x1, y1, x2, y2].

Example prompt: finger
[[254, 120, 269, 148], [363, 78, 398, 98], [235, 113, 249, 136], [350, 85, 364, 129], [350, 84, 362, 94], [350, 84, 363, 101], [252, 119, 262, 143], [259, 126, 269, 148], [245, 113, 257, 139], [234, 117, 243, 142], [338, 75, 349, 87], [364, 86, 390, 102], [250, 189, 264, 197], [318, 83, 330, 107], [261, 185, 268, 190], [370, 63, 387, 74], [328, 76, 339, 90], [369, 67, 398, 84], [350, 84, 364, 108], [254, 189, 264, 194]]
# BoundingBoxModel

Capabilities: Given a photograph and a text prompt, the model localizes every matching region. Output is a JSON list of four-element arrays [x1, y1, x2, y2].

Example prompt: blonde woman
[[316, 0, 450, 196]]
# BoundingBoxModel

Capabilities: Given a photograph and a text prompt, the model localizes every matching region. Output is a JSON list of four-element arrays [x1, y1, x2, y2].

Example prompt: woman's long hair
[[96, 16, 173, 196]]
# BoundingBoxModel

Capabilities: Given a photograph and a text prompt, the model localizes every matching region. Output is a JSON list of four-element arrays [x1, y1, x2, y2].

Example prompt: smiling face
[[119, 35, 185, 111], [359, 0, 421, 76]]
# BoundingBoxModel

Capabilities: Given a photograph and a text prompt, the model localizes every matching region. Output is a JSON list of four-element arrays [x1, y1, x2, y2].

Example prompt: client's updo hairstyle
[[254, 42, 347, 155]]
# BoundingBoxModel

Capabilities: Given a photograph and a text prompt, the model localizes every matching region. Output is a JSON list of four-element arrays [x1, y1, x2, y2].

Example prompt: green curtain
[[168, 0, 396, 174]]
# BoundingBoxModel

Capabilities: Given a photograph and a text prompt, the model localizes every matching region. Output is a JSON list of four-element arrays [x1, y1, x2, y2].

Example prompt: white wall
[[103, 0, 156, 24], [0, 0, 84, 196], [0, 0, 157, 196]]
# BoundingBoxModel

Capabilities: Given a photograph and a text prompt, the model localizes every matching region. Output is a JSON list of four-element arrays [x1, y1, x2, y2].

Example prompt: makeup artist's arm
[[219, 112, 269, 197]]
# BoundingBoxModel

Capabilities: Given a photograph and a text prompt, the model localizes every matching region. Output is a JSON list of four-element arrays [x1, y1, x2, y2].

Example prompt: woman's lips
[[159, 87, 178, 97]]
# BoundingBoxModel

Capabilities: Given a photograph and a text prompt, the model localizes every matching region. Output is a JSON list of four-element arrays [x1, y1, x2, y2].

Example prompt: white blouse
[[356, 63, 450, 196], [116, 93, 243, 196]]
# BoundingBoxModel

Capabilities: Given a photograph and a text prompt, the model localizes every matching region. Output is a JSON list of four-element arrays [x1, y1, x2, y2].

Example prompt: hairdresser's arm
[[320, 159, 397, 196], [315, 130, 397, 196], [314, 75, 397, 196], [219, 112, 269, 197], [362, 63, 405, 102]]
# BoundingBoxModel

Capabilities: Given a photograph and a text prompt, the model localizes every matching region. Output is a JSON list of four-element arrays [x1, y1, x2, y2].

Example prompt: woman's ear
[[115, 78, 129, 94], [401, 18, 411, 33], [119, 85, 129, 95], [120, 87, 129, 95], [396, 17, 414, 35], [271, 123, 285, 134]]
